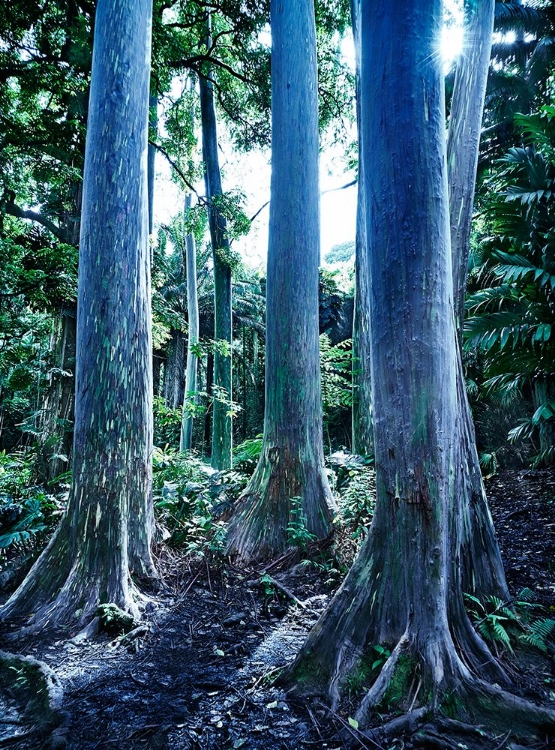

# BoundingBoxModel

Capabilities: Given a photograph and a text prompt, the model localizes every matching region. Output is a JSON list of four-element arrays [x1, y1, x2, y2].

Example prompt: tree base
[[283, 632, 555, 744], [226, 443, 334, 565]]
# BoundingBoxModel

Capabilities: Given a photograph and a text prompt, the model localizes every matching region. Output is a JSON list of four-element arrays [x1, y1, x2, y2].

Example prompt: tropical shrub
[[466, 106, 555, 465]]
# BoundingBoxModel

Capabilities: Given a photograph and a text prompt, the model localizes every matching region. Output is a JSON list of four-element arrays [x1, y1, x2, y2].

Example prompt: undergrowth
[[0, 449, 61, 560], [465, 587, 555, 656]]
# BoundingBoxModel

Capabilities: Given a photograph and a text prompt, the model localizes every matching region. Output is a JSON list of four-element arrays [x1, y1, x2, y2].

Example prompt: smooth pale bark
[[0, 0, 155, 631], [283, 0, 555, 733], [198, 17, 233, 470], [225, 0, 334, 564], [447, 0, 508, 601], [148, 93, 158, 237], [350, 0, 373, 456], [180, 193, 199, 452]]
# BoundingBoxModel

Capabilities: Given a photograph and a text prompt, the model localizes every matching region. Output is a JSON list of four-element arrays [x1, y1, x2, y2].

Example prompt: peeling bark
[[447, 0, 508, 600], [0, 0, 156, 631], [226, 0, 334, 564], [282, 0, 554, 738]]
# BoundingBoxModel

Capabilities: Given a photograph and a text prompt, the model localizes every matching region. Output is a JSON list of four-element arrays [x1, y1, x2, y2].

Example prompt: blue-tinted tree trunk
[[148, 93, 158, 237], [350, 0, 373, 456], [0, 0, 155, 631], [180, 193, 199, 452], [225, 0, 334, 564], [283, 0, 555, 733], [448, 0, 508, 601], [198, 26, 233, 471]]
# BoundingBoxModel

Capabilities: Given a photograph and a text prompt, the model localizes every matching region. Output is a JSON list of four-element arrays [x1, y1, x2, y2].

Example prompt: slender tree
[[283, 0, 555, 735], [148, 92, 158, 237], [0, 0, 155, 631], [180, 193, 200, 452], [225, 0, 334, 563], [199, 13, 233, 470]]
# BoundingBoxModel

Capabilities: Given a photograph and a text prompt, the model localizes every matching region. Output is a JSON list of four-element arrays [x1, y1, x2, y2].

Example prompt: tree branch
[[2, 200, 67, 241], [148, 141, 205, 203]]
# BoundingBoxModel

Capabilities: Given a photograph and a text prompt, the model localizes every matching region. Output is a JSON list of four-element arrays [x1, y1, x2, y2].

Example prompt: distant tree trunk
[[0, 0, 156, 631], [163, 329, 186, 410], [282, 0, 555, 734], [447, 0, 508, 600], [448, 0, 495, 336], [203, 351, 214, 450], [148, 93, 157, 237], [350, 0, 373, 457], [180, 193, 199, 452], [225, 0, 334, 564], [37, 304, 76, 483], [152, 350, 164, 396], [199, 14, 233, 470], [38, 179, 81, 484]]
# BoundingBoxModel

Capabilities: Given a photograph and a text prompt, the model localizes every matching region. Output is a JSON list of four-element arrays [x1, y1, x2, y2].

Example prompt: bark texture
[[350, 0, 373, 457], [0, 0, 155, 630], [225, 0, 334, 564], [180, 193, 199, 452], [199, 22, 233, 470], [148, 93, 157, 237], [283, 0, 555, 737], [447, 0, 508, 600]]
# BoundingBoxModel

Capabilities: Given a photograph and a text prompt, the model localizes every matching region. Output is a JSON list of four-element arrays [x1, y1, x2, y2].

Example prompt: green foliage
[[153, 396, 183, 448], [320, 335, 353, 414], [327, 455, 376, 569], [0, 450, 57, 553], [333, 457, 376, 542], [371, 644, 391, 671], [286, 496, 316, 550], [324, 241, 355, 265], [467, 103, 555, 464], [233, 434, 263, 472], [464, 588, 555, 655], [153, 448, 248, 557], [96, 603, 136, 634]]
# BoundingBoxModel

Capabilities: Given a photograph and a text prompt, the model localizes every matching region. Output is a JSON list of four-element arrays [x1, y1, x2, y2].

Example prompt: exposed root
[[287, 629, 555, 747], [0, 651, 66, 739]]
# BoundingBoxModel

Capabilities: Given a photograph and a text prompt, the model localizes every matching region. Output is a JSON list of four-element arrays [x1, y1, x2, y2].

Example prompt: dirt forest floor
[[0, 469, 554, 750]]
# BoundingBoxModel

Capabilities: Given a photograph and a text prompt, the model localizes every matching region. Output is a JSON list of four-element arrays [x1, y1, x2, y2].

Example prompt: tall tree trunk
[[198, 15, 233, 470], [0, 0, 156, 631], [350, 0, 373, 457], [447, 0, 508, 601], [283, 0, 555, 735], [225, 0, 334, 564], [180, 193, 199, 452], [148, 92, 157, 237], [37, 304, 76, 483], [448, 0, 495, 337]]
